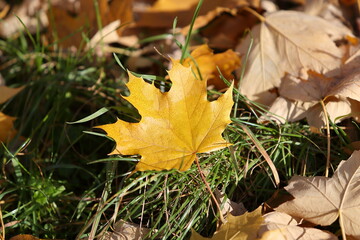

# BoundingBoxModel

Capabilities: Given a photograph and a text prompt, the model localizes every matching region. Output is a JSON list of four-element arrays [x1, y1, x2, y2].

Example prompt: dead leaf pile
[[276, 150, 360, 239], [237, 10, 351, 105], [191, 150, 360, 239], [235, 4, 360, 129], [190, 206, 337, 239]]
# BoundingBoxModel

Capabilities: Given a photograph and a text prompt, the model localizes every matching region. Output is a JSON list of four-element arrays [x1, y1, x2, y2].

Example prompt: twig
[[194, 156, 226, 224], [320, 100, 331, 177]]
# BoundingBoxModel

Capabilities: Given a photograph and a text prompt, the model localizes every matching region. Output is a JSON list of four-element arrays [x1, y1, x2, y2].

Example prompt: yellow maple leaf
[[180, 44, 240, 89], [190, 207, 264, 240], [98, 61, 233, 172]]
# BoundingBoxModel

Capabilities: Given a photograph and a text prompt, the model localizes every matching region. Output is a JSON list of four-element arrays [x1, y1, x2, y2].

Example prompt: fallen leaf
[[135, 0, 251, 29], [9, 234, 41, 240], [276, 150, 360, 238], [47, 0, 132, 48], [98, 61, 233, 172], [257, 229, 285, 240], [257, 211, 338, 240], [0, 83, 23, 142], [190, 207, 263, 240], [0, 112, 17, 142], [86, 20, 122, 55], [214, 189, 247, 217], [262, 65, 360, 128], [190, 8, 259, 50], [181, 7, 238, 34], [237, 10, 351, 105], [0, 85, 23, 104], [179, 44, 240, 89], [102, 220, 153, 240]]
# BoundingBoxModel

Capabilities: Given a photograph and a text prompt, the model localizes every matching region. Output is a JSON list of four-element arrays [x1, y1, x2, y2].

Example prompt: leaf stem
[[194, 156, 226, 225], [243, 7, 266, 22], [320, 99, 331, 177], [339, 212, 347, 240]]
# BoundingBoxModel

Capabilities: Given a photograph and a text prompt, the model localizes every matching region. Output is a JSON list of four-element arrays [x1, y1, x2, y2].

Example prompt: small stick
[[194, 156, 226, 224], [320, 100, 331, 177]]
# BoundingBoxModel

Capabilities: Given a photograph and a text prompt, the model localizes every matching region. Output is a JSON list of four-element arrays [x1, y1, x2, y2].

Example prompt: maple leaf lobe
[[99, 61, 234, 172]]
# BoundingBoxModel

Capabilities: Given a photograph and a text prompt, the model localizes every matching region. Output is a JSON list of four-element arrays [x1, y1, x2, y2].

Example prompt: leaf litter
[[3, 0, 360, 239]]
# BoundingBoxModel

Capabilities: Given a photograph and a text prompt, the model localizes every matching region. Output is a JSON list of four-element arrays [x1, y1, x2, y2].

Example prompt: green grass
[[1, 2, 359, 240]]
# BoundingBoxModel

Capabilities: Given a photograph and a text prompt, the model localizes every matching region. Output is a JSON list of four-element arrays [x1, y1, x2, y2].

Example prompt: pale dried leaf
[[264, 66, 360, 128], [261, 96, 312, 124], [214, 189, 247, 217], [305, 97, 352, 128], [279, 72, 333, 102], [87, 20, 120, 48], [276, 150, 360, 238], [328, 70, 360, 102], [102, 220, 152, 240], [257, 212, 338, 240], [237, 10, 349, 105]]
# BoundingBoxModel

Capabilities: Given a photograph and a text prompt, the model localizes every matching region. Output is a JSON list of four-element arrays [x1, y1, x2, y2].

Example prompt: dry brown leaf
[[257, 212, 338, 240], [190, 207, 264, 240], [9, 234, 43, 240], [237, 10, 350, 105], [181, 7, 238, 35], [0, 83, 22, 142], [194, 8, 259, 50], [102, 220, 152, 240], [0, 86, 23, 104], [48, 0, 132, 48], [276, 150, 360, 239], [179, 44, 240, 89], [0, 112, 17, 143], [135, 0, 251, 29]]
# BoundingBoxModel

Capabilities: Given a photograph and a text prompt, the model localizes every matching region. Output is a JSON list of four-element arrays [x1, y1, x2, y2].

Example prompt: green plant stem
[[194, 156, 225, 225], [180, 0, 204, 63]]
